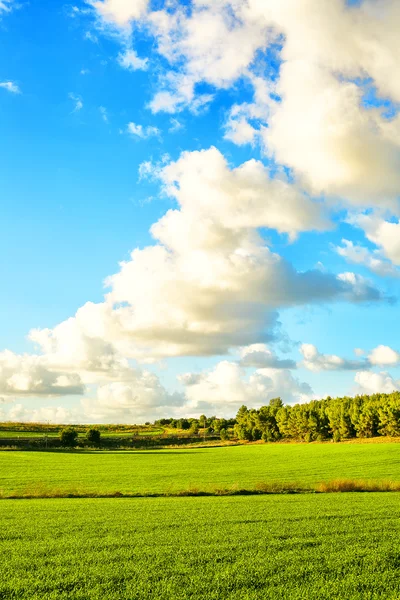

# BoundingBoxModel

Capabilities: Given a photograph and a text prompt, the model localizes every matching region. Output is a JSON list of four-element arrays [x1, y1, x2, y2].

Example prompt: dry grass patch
[[316, 479, 400, 493]]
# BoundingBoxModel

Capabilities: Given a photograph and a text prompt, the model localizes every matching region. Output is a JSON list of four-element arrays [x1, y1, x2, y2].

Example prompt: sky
[[1, 0, 400, 424]]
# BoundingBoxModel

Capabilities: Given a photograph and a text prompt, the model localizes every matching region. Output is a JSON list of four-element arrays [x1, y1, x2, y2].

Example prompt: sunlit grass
[[1, 494, 400, 599]]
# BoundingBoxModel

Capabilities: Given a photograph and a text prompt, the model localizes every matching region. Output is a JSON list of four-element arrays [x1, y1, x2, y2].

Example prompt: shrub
[[220, 428, 229, 441], [86, 428, 101, 445], [60, 427, 78, 448]]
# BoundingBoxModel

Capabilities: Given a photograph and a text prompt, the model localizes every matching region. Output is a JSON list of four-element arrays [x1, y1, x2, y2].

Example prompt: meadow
[[1, 442, 400, 497], [1, 493, 400, 599]]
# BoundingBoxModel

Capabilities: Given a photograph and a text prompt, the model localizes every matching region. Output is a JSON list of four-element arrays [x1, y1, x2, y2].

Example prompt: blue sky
[[1, 0, 400, 423]]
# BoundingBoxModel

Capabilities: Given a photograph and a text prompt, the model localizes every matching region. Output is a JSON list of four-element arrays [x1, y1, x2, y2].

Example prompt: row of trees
[[234, 392, 400, 442], [155, 416, 236, 436], [60, 427, 101, 447]]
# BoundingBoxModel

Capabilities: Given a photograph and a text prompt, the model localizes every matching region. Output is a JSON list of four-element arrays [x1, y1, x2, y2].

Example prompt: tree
[[190, 422, 200, 435], [86, 428, 101, 445], [199, 414, 207, 428], [220, 428, 229, 441], [60, 427, 78, 448]]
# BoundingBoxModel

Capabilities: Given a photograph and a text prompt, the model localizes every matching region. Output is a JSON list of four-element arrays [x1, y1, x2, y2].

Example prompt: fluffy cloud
[[81, 368, 184, 422], [26, 148, 383, 363], [88, 0, 400, 208], [263, 61, 400, 206], [368, 345, 400, 367], [300, 344, 368, 372], [349, 213, 400, 266], [0, 81, 20, 94], [0, 351, 84, 398], [91, 0, 149, 28], [334, 239, 400, 278], [239, 344, 296, 369], [355, 371, 400, 395], [179, 361, 312, 414], [157, 147, 328, 240], [0, 403, 79, 424]]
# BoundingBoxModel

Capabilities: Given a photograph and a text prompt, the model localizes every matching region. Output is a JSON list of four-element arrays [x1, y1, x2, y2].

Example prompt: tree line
[[232, 392, 400, 442]]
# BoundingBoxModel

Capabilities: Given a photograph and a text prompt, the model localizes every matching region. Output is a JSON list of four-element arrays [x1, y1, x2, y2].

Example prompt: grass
[[0, 494, 399, 599], [1, 442, 400, 497]]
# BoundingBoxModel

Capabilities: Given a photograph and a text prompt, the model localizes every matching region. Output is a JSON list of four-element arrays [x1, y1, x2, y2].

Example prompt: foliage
[[60, 427, 78, 448], [86, 428, 101, 444], [235, 392, 400, 442], [219, 428, 229, 440]]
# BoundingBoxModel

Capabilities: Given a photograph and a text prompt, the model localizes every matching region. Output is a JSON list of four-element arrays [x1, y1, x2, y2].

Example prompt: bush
[[220, 428, 229, 441], [60, 427, 78, 448], [86, 428, 101, 445]]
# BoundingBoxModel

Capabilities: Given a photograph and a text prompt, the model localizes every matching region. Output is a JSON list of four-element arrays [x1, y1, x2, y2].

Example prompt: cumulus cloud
[[26, 148, 383, 363], [349, 213, 400, 266], [81, 368, 184, 422], [0, 403, 80, 424], [300, 344, 368, 372], [239, 344, 296, 369], [0, 81, 20, 94], [368, 345, 400, 366], [91, 0, 149, 28], [334, 239, 400, 278], [0, 351, 84, 398], [179, 361, 312, 414], [355, 371, 400, 395]]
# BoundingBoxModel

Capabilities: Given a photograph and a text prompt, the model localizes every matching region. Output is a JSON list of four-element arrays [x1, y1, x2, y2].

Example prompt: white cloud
[[91, 0, 149, 28], [157, 147, 328, 241], [179, 361, 312, 414], [0, 0, 13, 15], [169, 118, 183, 133], [81, 368, 184, 422], [349, 213, 400, 266], [24, 148, 383, 364], [127, 121, 160, 138], [99, 106, 108, 122], [354, 348, 366, 357], [334, 239, 400, 278], [0, 81, 20, 94], [86, 0, 400, 209], [239, 344, 296, 369], [69, 93, 83, 112], [355, 371, 400, 395], [84, 30, 98, 43], [118, 49, 148, 71], [0, 350, 84, 398], [300, 343, 368, 372], [0, 403, 80, 424], [368, 345, 400, 367]]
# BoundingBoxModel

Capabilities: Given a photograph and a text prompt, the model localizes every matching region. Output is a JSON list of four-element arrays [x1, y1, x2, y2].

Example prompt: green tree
[[86, 428, 101, 445], [220, 428, 229, 440], [60, 427, 78, 448]]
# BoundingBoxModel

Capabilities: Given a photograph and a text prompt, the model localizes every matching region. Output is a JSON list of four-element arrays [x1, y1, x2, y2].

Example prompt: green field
[[1, 442, 400, 497], [1, 494, 400, 599], [2, 443, 400, 599]]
